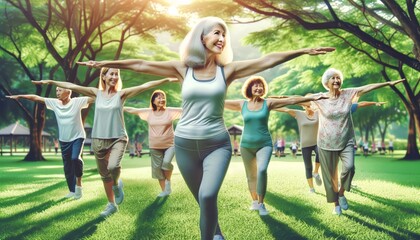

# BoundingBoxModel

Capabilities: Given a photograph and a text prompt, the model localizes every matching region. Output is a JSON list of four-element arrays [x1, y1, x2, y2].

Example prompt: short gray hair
[[321, 68, 344, 90]]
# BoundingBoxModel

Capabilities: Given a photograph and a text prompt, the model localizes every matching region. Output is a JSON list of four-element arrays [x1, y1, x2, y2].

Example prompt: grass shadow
[[133, 196, 169, 239], [60, 216, 105, 240], [265, 192, 340, 239], [259, 214, 306, 240], [2, 181, 64, 207]]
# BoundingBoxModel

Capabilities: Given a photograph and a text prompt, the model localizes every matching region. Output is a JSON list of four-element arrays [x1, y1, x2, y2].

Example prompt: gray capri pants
[[150, 146, 175, 179], [318, 139, 355, 203], [174, 131, 232, 240], [92, 137, 128, 183], [301, 145, 320, 179]]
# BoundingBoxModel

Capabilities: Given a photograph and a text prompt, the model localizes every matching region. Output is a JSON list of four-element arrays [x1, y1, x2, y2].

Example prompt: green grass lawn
[[0, 151, 419, 240]]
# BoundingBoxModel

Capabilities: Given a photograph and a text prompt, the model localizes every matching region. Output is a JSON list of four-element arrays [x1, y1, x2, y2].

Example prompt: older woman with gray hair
[[312, 68, 404, 216]]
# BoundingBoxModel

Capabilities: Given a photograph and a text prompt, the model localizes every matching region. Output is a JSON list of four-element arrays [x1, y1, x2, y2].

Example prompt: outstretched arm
[[32, 80, 97, 97], [77, 60, 185, 80], [273, 107, 297, 118], [224, 100, 243, 111], [225, 47, 335, 83], [6, 94, 45, 103], [357, 101, 386, 108], [124, 107, 142, 114], [268, 94, 328, 110], [356, 79, 405, 97], [121, 77, 179, 100]]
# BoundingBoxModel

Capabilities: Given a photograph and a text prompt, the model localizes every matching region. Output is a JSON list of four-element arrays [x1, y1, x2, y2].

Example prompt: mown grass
[[0, 151, 419, 240]]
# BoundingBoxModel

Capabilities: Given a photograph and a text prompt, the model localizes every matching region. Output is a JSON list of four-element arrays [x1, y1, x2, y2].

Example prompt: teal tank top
[[240, 100, 272, 148]]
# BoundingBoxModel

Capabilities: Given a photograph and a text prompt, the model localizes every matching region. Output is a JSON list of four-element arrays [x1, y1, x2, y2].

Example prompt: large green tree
[[0, 0, 187, 161], [230, 0, 420, 159]]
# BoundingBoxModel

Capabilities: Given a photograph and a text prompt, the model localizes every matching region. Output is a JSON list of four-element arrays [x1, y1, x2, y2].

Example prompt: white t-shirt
[[45, 97, 89, 142]]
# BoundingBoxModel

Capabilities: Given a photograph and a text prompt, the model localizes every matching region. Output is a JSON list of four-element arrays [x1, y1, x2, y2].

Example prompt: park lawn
[[0, 151, 419, 240]]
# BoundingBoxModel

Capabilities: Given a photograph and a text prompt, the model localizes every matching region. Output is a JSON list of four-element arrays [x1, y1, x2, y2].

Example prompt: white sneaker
[[332, 205, 342, 216], [113, 179, 124, 205], [74, 186, 83, 199], [313, 173, 322, 186], [309, 188, 315, 194], [258, 203, 269, 216], [338, 196, 349, 210], [164, 180, 172, 194], [249, 200, 259, 210], [64, 192, 75, 198], [157, 191, 169, 197], [213, 234, 225, 240], [100, 202, 118, 217]]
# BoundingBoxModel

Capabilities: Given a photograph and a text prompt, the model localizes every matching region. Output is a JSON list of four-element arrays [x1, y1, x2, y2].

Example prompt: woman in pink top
[[312, 68, 404, 216], [125, 90, 182, 197]]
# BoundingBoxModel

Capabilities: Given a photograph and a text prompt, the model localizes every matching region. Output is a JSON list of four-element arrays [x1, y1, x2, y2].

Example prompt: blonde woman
[[33, 70, 177, 217]]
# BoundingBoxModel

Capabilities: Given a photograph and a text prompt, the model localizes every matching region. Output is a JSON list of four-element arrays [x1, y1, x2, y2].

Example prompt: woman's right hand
[[77, 60, 101, 68]]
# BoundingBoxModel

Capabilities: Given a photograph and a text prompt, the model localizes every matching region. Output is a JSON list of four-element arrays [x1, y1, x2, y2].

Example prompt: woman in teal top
[[225, 76, 326, 216]]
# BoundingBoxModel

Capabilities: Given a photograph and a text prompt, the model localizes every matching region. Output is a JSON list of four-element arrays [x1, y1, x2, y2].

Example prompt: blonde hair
[[99, 67, 122, 91], [321, 68, 344, 90], [241, 76, 268, 99], [150, 90, 166, 111], [179, 17, 233, 68]]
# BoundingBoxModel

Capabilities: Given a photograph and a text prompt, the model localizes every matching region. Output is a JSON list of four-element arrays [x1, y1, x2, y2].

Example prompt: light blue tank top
[[92, 91, 127, 139], [240, 100, 272, 148], [175, 66, 227, 139]]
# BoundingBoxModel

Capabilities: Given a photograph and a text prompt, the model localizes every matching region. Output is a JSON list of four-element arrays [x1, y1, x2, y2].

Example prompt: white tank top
[[92, 91, 127, 139], [175, 66, 228, 139]]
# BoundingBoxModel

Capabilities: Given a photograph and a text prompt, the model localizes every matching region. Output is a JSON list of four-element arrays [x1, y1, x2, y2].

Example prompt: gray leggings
[[240, 146, 273, 197], [301, 145, 320, 179], [175, 131, 232, 240]]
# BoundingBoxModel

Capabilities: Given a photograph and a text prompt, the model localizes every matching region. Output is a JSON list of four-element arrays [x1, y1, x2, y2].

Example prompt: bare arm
[[356, 79, 405, 97], [32, 80, 97, 97], [267, 94, 328, 110], [224, 47, 335, 83], [123, 107, 143, 114], [6, 94, 45, 103], [224, 100, 243, 111], [273, 107, 297, 118], [121, 77, 179, 100], [357, 101, 386, 108], [77, 60, 185, 80]]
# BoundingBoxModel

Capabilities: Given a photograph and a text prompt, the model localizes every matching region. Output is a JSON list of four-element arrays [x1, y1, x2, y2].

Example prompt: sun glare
[[165, 0, 191, 16]]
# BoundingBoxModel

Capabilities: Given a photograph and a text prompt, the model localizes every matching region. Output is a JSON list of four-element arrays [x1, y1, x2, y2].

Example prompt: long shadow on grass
[[265, 192, 340, 239], [0, 199, 65, 225], [133, 197, 168, 239], [3, 198, 104, 239], [352, 188, 420, 215], [60, 216, 105, 240], [347, 201, 420, 239], [259, 215, 304, 239], [2, 181, 64, 208]]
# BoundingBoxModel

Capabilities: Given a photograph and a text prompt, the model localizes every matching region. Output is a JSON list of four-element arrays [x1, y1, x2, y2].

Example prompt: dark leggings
[[301, 145, 319, 179]]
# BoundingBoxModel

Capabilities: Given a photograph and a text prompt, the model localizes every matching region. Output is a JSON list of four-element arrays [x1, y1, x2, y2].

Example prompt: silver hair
[[179, 17, 233, 68], [321, 68, 344, 90]]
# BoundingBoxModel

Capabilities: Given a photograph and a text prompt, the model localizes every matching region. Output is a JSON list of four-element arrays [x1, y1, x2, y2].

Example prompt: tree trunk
[[23, 104, 46, 161], [403, 111, 420, 160]]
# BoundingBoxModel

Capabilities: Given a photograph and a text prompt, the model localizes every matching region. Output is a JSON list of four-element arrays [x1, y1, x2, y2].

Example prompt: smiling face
[[103, 68, 120, 88], [202, 24, 225, 55], [327, 74, 342, 91], [153, 93, 166, 110], [251, 82, 265, 97]]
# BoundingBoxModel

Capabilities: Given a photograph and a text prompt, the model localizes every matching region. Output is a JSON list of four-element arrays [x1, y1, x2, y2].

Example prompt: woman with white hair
[[225, 76, 326, 216], [312, 68, 404, 216], [78, 16, 334, 240], [32, 70, 177, 217]]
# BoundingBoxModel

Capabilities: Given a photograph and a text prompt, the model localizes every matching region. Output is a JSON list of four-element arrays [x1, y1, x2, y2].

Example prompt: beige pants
[[92, 137, 128, 183], [318, 139, 355, 202]]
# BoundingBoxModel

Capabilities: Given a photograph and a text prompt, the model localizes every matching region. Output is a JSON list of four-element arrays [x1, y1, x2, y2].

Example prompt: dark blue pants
[[60, 138, 85, 192]]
